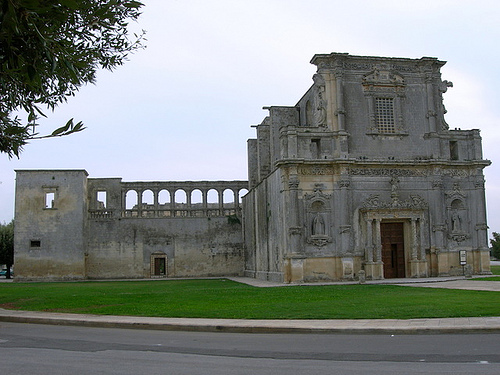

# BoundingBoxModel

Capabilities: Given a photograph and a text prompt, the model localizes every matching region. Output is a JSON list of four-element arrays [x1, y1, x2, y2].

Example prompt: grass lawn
[[475, 265, 500, 281], [0, 279, 499, 320]]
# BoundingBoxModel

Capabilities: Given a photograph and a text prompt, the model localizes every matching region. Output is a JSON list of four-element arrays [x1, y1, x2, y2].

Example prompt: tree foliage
[[0, 0, 145, 157], [0, 221, 14, 278], [491, 232, 500, 260]]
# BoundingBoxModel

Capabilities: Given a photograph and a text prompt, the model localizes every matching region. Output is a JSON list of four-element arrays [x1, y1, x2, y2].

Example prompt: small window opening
[[45, 192, 55, 208], [97, 191, 107, 209], [30, 240, 41, 248], [450, 141, 458, 160]]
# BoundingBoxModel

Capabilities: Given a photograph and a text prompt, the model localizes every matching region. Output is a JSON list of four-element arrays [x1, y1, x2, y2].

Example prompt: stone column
[[153, 188, 159, 218], [287, 172, 303, 282], [334, 70, 345, 132], [137, 189, 143, 217], [338, 178, 351, 254], [425, 74, 437, 133], [418, 218, 426, 261], [374, 219, 382, 263], [411, 218, 418, 261], [431, 178, 445, 276], [288, 174, 302, 252], [169, 189, 175, 216], [186, 189, 192, 210], [474, 178, 490, 274], [218, 189, 224, 215], [202, 189, 208, 208], [365, 218, 374, 263]]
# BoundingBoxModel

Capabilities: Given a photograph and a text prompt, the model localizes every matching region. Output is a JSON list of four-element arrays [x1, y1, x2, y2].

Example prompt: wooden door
[[381, 222, 405, 278], [154, 257, 166, 276]]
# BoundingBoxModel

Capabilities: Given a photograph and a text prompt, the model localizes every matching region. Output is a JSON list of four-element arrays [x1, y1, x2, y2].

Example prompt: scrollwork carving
[[299, 166, 334, 175], [350, 168, 427, 177]]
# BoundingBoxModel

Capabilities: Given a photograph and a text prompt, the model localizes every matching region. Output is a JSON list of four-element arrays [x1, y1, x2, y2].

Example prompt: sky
[[1, 0, 500, 236]]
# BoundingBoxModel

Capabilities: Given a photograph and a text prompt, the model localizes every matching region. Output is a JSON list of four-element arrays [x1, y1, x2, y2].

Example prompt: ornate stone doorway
[[380, 222, 405, 278]]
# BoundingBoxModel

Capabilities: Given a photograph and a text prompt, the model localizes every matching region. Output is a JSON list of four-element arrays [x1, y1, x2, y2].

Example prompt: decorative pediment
[[362, 68, 405, 88], [445, 182, 467, 202], [303, 183, 332, 204]]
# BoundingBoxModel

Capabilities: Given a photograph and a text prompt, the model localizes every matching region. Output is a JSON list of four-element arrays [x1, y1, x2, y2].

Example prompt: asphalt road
[[1, 322, 499, 374]]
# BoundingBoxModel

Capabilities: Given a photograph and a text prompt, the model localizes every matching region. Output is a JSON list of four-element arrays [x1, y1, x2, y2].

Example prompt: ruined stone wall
[[86, 178, 248, 279], [14, 170, 88, 280], [14, 172, 248, 280], [87, 216, 244, 279]]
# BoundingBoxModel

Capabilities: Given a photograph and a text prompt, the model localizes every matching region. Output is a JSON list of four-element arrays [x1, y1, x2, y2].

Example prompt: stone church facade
[[14, 53, 491, 282]]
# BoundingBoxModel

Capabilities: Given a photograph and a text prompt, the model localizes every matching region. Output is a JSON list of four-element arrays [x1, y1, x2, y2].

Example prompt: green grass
[[0, 279, 499, 320], [474, 265, 500, 281]]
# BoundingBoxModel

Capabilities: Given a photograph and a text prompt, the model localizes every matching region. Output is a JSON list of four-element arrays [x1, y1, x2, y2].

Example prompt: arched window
[[223, 189, 235, 208], [174, 189, 187, 216], [125, 190, 138, 217], [191, 189, 203, 216], [158, 189, 171, 217], [238, 188, 249, 204], [125, 190, 138, 210], [142, 189, 154, 206], [207, 189, 219, 216], [141, 189, 154, 217], [158, 189, 170, 205]]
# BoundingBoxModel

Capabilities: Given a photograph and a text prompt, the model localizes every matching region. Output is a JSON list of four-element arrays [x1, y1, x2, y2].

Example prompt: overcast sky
[[1, 0, 500, 236]]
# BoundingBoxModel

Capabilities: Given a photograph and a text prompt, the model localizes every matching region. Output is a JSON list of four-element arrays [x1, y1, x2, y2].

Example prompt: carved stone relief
[[304, 185, 332, 248], [312, 74, 327, 128], [445, 184, 469, 243], [349, 168, 428, 177], [299, 166, 334, 175]]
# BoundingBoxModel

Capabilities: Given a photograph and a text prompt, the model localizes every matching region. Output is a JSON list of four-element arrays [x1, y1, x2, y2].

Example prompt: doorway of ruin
[[380, 222, 405, 278], [150, 252, 167, 277]]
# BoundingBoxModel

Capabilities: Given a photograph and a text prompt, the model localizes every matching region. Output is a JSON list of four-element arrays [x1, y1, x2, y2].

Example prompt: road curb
[[1, 309, 500, 334]]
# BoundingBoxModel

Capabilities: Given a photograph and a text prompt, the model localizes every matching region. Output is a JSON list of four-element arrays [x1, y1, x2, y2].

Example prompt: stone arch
[[125, 190, 138, 210], [174, 189, 187, 216], [158, 189, 170, 205], [191, 189, 203, 205], [141, 189, 155, 217], [238, 188, 248, 204], [142, 189, 154, 205], [223, 188, 235, 208], [451, 198, 464, 210], [191, 189, 203, 216], [206, 189, 219, 216]]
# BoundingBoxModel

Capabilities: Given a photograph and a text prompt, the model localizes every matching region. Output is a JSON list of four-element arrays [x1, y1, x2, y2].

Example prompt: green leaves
[[0, 0, 146, 157], [49, 118, 85, 137]]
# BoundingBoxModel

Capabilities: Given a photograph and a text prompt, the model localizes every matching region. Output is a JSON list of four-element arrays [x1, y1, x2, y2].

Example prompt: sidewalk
[[0, 276, 499, 334]]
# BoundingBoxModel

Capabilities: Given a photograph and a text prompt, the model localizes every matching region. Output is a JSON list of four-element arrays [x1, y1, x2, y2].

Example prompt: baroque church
[[14, 53, 491, 282]]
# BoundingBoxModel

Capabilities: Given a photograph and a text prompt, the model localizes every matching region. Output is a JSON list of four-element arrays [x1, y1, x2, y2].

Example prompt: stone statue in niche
[[313, 74, 327, 127], [451, 210, 462, 233], [312, 213, 325, 236]]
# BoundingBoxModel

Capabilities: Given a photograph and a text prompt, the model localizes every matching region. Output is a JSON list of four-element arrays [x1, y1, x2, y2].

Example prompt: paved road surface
[[1, 322, 499, 374]]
